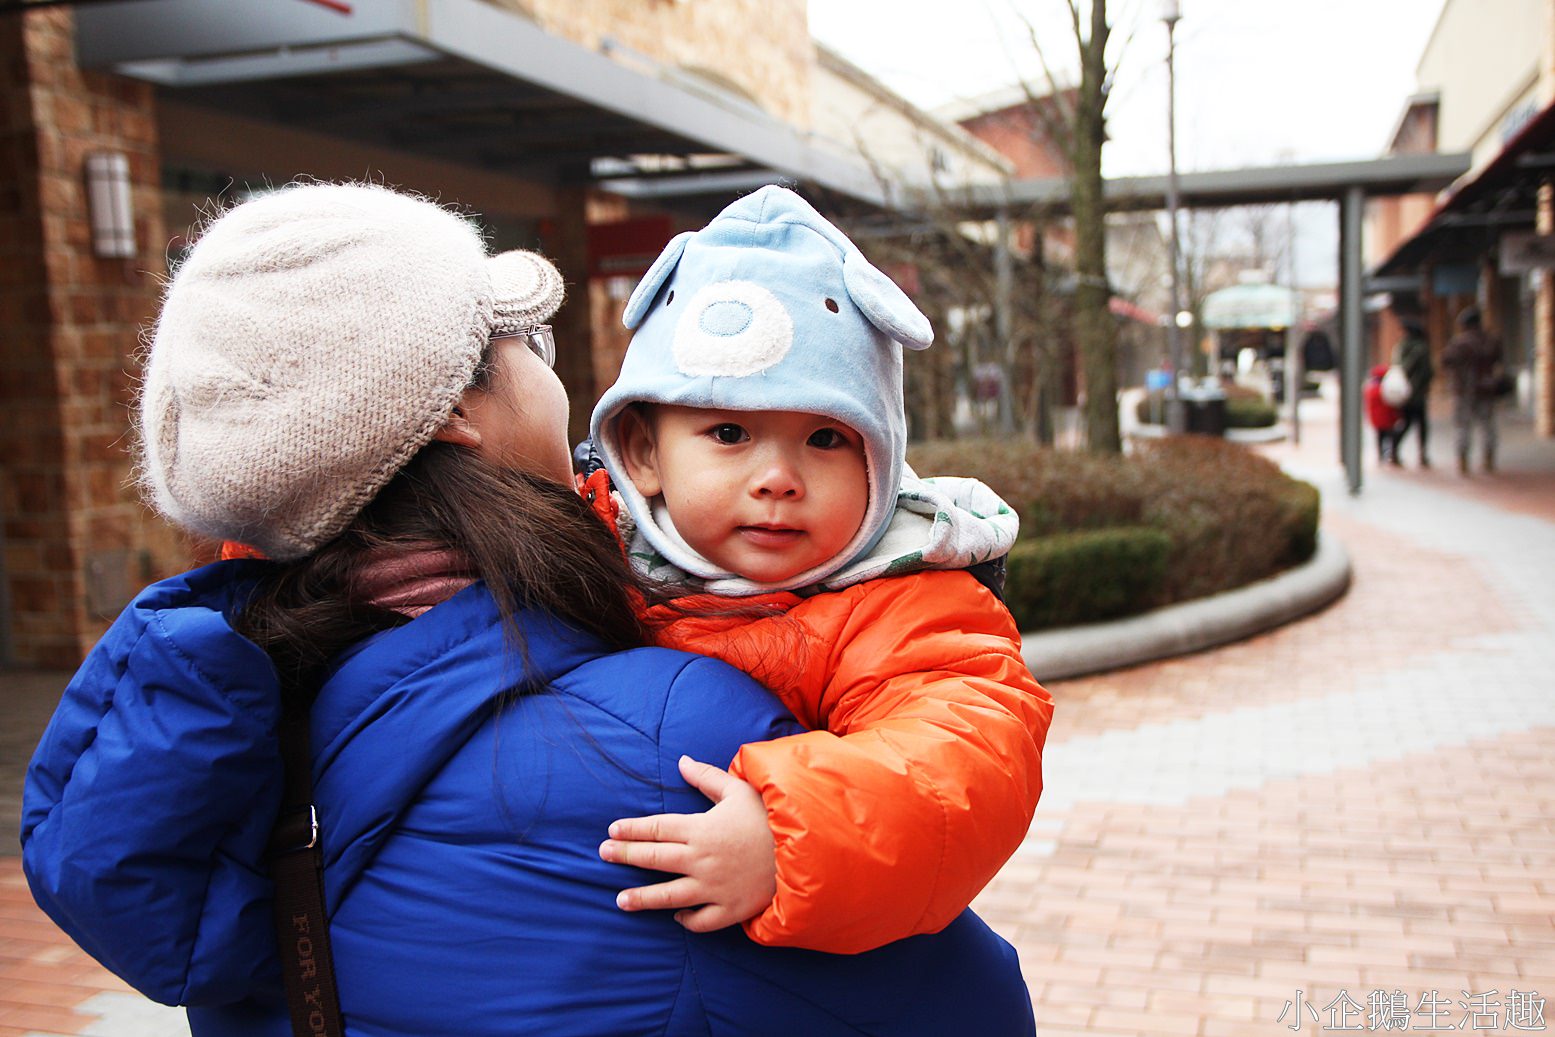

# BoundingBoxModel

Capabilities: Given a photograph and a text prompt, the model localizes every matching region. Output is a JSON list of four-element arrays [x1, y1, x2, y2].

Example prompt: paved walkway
[[2, 394, 1553, 1035], [976, 397, 1555, 1035]]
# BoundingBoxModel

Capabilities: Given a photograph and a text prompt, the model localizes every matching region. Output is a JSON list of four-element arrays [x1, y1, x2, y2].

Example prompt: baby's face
[[618, 405, 868, 584]]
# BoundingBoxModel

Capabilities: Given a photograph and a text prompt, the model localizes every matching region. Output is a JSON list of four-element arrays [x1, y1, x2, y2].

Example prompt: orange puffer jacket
[[581, 471, 1054, 954]]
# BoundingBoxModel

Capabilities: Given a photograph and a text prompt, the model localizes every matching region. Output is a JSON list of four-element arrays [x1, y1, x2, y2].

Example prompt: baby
[[586, 186, 1054, 953]]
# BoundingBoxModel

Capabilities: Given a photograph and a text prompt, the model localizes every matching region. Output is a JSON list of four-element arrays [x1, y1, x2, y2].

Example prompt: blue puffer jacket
[[22, 562, 1035, 1036]]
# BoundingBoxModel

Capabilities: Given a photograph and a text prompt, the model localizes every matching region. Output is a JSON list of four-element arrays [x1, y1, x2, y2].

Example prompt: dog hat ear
[[842, 252, 933, 350], [623, 231, 694, 330]]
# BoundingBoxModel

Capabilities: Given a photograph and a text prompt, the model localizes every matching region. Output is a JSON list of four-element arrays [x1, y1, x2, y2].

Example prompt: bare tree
[[832, 0, 1162, 451], [1067, 1, 1121, 451], [1237, 203, 1292, 276], [1011, 0, 1135, 454], [837, 104, 1074, 445], [838, 198, 1070, 445]]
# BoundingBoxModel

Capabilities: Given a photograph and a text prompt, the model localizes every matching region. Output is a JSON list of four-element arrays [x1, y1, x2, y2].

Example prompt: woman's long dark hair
[[234, 385, 652, 708]]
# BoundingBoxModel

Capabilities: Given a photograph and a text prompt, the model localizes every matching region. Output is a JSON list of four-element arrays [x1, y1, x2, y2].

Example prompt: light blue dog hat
[[590, 185, 933, 592]]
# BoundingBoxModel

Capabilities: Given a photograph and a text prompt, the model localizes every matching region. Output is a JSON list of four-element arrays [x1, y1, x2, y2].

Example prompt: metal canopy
[[73, 0, 888, 206], [71, 1, 1472, 218], [925, 151, 1467, 500], [947, 152, 1471, 216]]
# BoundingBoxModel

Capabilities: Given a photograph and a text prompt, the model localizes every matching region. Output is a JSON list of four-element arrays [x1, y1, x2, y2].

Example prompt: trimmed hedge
[[909, 440, 1146, 535], [1134, 388, 1279, 428], [1004, 528, 1170, 630], [1225, 396, 1279, 428], [908, 435, 1319, 629], [1133, 437, 1318, 602]]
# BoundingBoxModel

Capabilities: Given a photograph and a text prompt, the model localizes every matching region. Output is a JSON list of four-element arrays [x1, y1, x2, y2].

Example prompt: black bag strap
[[269, 710, 346, 1037]]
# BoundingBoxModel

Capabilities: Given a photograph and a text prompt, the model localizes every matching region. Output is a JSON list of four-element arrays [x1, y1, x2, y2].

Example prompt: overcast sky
[[808, 0, 1450, 286], [809, 0, 1447, 174]]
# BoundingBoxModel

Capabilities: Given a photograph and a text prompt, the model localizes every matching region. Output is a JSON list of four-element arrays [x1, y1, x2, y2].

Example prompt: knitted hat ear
[[842, 253, 933, 350], [624, 231, 693, 329], [488, 250, 566, 334]]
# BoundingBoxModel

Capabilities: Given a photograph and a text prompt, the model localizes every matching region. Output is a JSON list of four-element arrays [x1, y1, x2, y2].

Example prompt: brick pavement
[[975, 400, 1555, 1036], [2, 396, 1553, 1036]]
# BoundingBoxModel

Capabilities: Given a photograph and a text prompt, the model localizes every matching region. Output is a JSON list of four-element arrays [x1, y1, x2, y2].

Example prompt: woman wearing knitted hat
[[20, 183, 1033, 1036]]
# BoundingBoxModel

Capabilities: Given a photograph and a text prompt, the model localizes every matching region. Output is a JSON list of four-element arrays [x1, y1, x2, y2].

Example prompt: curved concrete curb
[[1226, 425, 1288, 445], [1021, 531, 1351, 681], [1129, 422, 1288, 444]]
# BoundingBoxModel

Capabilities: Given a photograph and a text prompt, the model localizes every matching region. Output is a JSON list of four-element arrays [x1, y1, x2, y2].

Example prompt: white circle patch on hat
[[672, 280, 793, 377]]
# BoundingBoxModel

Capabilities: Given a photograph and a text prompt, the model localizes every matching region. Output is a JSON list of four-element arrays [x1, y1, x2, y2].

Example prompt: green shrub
[[1220, 382, 1265, 402], [1279, 479, 1321, 562], [1131, 437, 1318, 602], [1135, 386, 1278, 428], [908, 438, 1145, 535], [1004, 528, 1170, 630], [909, 435, 1320, 628], [1225, 396, 1278, 428]]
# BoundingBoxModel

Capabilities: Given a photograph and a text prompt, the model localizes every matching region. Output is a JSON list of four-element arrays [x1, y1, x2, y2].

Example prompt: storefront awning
[[1372, 100, 1555, 279], [1202, 283, 1300, 330], [73, 0, 888, 207]]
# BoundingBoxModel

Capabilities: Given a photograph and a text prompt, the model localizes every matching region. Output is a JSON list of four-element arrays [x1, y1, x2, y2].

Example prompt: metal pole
[[1286, 201, 1301, 446], [995, 206, 1016, 434], [1164, 4, 1186, 432], [1287, 321, 1303, 446], [1340, 186, 1365, 495]]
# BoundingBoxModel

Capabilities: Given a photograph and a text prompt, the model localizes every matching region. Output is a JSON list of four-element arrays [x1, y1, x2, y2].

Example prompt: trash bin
[[1181, 384, 1227, 437], [1268, 358, 1287, 404]]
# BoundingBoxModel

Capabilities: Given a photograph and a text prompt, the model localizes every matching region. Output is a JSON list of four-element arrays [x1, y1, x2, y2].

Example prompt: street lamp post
[[1163, 0, 1186, 433]]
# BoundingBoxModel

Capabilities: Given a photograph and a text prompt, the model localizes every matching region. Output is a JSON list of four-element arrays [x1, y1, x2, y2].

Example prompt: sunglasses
[[494, 324, 555, 368]]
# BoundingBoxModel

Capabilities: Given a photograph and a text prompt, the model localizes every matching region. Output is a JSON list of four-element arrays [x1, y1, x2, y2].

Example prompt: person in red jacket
[[587, 187, 1053, 954], [1364, 363, 1404, 465]]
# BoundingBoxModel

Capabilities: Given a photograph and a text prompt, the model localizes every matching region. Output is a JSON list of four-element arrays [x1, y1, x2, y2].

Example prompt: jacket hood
[[590, 186, 932, 593]]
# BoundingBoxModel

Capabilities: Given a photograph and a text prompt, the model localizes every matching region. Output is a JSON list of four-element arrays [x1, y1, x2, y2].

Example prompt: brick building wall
[[956, 93, 1077, 260], [0, 0, 841, 668], [956, 96, 1074, 180], [0, 10, 185, 668], [493, 0, 813, 127]]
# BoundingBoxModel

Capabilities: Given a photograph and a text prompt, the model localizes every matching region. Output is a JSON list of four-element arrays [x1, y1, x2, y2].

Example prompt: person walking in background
[[1391, 315, 1434, 467], [1363, 364, 1404, 465], [1441, 307, 1505, 475]]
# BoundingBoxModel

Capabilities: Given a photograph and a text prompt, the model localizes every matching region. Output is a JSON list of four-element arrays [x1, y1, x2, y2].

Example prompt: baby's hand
[[599, 755, 775, 933]]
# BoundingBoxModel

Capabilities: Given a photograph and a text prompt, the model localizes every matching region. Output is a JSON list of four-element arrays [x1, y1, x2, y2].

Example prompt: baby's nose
[[753, 457, 803, 498]]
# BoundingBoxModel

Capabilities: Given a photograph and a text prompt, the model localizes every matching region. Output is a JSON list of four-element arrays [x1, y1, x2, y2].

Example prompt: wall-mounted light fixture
[[84, 151, 135, 259]]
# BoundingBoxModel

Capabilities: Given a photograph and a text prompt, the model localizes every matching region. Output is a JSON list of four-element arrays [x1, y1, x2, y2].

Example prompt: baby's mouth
[[737, 525, 804, 547]]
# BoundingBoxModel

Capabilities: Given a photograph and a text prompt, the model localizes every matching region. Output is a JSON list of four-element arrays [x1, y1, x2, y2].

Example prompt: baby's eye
[[711, 423, 748, 444], [808, 428, 849, 449]]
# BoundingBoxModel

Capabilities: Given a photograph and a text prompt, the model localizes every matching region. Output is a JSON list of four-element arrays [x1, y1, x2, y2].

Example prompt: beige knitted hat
[[139, 182, 565, 560]]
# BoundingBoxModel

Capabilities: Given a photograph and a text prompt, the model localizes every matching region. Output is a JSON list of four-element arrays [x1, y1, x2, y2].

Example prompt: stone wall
[[492, 0, 813, 128], [0, 10, 184, 668]]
